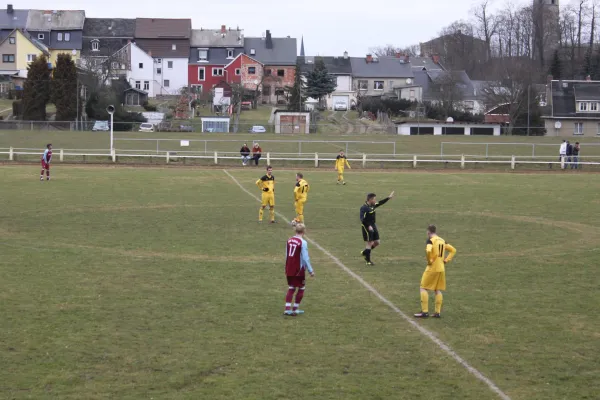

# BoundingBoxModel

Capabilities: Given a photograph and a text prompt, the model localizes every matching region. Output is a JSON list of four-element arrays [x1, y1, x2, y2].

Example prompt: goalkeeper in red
[[414, 225, 457, 318], [284, 223, 315, 316]]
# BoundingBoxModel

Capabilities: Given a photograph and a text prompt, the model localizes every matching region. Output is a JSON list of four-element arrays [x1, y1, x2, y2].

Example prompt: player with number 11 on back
[[284, 223, 315, 316]]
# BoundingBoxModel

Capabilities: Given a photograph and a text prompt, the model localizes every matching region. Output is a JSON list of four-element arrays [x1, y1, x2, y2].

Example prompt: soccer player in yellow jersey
[[292, 173, 309, 225], [414, 225, 457, 318], [334, 151, 351, 185], [256, 165, 276, 223]]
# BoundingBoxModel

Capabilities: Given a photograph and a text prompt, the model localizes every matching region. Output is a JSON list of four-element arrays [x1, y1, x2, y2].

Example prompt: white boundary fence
[[2, 147, 600, 169]]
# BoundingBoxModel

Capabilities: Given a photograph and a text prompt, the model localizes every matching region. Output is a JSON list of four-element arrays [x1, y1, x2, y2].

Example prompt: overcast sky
[[16, 0, 527, 56]]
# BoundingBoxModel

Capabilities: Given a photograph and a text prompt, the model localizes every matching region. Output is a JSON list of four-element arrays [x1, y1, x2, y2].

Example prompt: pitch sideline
[[223, 169, 511, 400]]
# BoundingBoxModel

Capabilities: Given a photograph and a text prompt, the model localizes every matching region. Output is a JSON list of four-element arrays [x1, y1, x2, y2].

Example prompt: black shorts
[[362, 224, 380, 242]]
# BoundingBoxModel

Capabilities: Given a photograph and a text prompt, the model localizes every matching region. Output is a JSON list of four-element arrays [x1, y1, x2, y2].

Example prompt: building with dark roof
[[543, 79, 600, 137], [413, 69, 484, 114], [298, 54, 355, 110], [82, 18, 135, 59], [244, 31, 297, 104], [350, 54, 419, 101], [0, 5, 28, 42]]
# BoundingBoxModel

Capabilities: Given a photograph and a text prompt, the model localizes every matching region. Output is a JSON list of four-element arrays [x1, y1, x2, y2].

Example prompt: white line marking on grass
[[223, 169, 512, 400]]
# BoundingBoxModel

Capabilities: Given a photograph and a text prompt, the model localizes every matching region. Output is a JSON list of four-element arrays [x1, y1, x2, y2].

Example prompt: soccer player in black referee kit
[[360, 191, 394, 266]]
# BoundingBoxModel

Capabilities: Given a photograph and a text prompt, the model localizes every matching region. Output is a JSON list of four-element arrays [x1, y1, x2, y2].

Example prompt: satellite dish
[[72, 49, 76, 55], [554, 121, 562, 129], [406, 78, 413, 85], [253, 79, 259, 85], [446, 117, 454, 123]]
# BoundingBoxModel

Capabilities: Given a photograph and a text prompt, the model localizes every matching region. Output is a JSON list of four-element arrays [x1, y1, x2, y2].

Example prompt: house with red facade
[[244, 31, 297, 104], [223, 53, 264, 91], [188, 26, 244, 94]]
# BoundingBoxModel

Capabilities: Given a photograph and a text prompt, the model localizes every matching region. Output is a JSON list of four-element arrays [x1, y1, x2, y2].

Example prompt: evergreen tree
[[288, 62, 306, 111], [549, 50, 562, 80], [52, 54, 79, 121], [305, 57, 336, 108], [22, 55, 51, 120]]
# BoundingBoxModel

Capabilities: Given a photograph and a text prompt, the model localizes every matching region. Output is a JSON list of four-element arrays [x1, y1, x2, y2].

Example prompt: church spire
[[300, 36, 305, 57]]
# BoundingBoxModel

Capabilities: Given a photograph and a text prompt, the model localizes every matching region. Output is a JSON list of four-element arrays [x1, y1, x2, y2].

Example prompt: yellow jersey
[[256, 174, 275, 193], [294, 179, 309, 201], [335, 155, 351, 170], [425, 235, 456, 273]]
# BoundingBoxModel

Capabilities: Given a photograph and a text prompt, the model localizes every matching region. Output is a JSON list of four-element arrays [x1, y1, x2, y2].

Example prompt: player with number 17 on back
[[284, 223, 315, 316]]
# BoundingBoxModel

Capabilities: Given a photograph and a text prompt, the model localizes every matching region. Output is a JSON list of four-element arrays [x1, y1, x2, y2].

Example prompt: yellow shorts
[[420, 271, 446, 291], [261, 193, 275, 207], [295, 199, 306, 215]]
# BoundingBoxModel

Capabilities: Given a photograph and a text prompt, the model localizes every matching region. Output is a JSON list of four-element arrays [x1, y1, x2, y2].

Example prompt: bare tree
[[472, 0, 500, 60], [430, 72, 465, 116]]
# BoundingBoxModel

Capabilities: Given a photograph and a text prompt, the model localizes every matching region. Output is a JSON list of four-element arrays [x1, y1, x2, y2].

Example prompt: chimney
[[366, 53, 373, 63], [7, 4, 13, 13], [432, 54, 440, 64], [266, 30, 273, 49], [586, 74, 592, 81], [148, 50, 152, 57], [127, 39, 131, 44], [221, 25, 226, 34], [343, 51, 348, 59], [395, 52, 402, 59]]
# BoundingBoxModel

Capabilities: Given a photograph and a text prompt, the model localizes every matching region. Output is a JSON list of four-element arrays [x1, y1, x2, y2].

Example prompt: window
[[250, 48, 256, 55], [374, 81, 384, 90], [357, 80, 368, 90], [144, 81, 150, 91], [198, 67, 205, 81], [9, 37, 15, 44], [139, 63, 143, 69], [156, 58, 162, 64], [579, 102, 588, 112], [135, 81, 141, 89], [172, 44, 176, 51], [27, 54, 37, 62], [277, 69, 285, 77], [574, 122, 583, 135], [265, 69, 272, 76], [263, 85, 271, 96], [168, 61, 173, 69], [157, 68, 162, 75], [410, 89, 415, 100], [91, 40, 99, 51], [275, 87, 285, 96], [57, 32, 63, 41], [198, 49, 208, 61], [164, 79, 170, 87], [248, 66, 256, 74], [212, 68, 224, 76], [191, 84, 203, 94], [227, 49, 234, 58], [235, 68, 241, 75], [597, 123, 600, 135], [38, 33, 44, 40], [2, 54, 15, 63], [389, 80, 394, 88], [592, 102, 599, 111], [111, 61, 119, 69], [64, 33, 70, 42]]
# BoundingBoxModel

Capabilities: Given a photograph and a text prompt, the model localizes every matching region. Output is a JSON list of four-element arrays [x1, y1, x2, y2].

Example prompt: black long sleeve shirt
[[360, 197, 390, 227]]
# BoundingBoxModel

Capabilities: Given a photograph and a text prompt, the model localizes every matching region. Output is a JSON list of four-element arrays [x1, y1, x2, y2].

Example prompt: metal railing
[[1, 147, 597, 170], [441, 141, 600, 158]]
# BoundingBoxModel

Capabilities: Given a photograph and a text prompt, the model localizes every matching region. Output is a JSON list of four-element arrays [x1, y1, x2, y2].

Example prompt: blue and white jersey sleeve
[[300, 238, 313, 274], [43, 149, 49, 163]]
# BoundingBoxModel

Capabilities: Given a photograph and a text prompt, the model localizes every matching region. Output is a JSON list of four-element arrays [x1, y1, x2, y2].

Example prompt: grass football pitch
[[1, 165, 599, 399]]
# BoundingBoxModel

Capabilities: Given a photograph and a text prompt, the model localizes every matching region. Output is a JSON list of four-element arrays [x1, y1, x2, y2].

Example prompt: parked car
[[139, 123, 155, 132], [249, 125, 267, 133], [179, 124, 193, 132], [334, 102, 348, 111], [92, 121, 109, 131]]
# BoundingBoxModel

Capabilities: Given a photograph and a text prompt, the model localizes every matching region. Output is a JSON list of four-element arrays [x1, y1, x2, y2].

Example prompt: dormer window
[[57, 32, 63, 41], [227, 49, 234, 58], [250, 48, 256, 55], [198, 49, 208, 62], [37, 33, 44, 40], [64, 33, 70, 42], [578, 101, 599, 112], [172, 44, 177, 51], [91, 39, 99, 51]]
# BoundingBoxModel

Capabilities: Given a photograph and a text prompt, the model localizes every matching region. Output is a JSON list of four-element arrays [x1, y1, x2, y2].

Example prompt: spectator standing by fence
[[566, 141, 573, 167], [252, 143, 263, 166], [240, 143, 251, 166], [572, 142, 580, 169], [553, 140, 568, 169]]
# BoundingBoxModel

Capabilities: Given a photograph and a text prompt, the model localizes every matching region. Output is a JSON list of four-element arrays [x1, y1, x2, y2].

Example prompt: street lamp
[[106, 105, 115, 150]]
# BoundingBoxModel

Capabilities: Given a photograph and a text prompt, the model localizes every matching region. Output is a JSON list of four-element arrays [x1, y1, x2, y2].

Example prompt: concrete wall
[[545, 119, 600, 137]]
